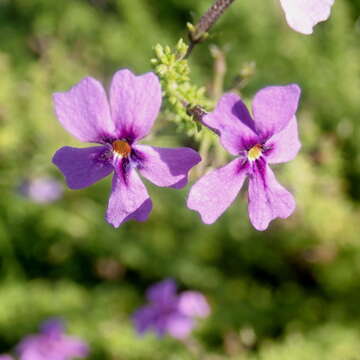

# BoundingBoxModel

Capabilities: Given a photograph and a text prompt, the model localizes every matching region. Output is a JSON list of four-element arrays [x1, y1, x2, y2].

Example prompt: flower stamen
[[112, 140, 131, 158], [247, 144, 262, 161]]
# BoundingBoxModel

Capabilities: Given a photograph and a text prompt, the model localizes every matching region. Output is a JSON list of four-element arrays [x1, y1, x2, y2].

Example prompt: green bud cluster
[[151, 39, 211, 137]]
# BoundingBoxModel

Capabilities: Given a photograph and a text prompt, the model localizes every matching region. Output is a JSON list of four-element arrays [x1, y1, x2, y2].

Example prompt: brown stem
[[184, 0, 236, 59], [185, 102, 219, 135]]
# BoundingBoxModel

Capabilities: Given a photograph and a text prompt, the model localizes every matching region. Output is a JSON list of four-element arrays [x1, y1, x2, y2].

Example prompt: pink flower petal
[[110, 69, 161, 141], [52, 146, 113, 190], [248, 161, 295, 231], [178, 291, 211, 318], [265, 117, 301, 164], [187, 158, 248, 224], [59, 336, 89, 358], [105, 171, 151, 227], [166, 314, 194, 339], [280, 0, 335, 35], [203, 93, 257, 155], [135, 145, 201, 189], [53, 77, 115, 143], [252, 84, 301, 140]]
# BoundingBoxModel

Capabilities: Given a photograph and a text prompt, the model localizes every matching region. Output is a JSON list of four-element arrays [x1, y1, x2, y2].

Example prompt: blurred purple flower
[[0, 355, 14, 360], [133, 279, 210, 340], [187, 84, 301, 231], [280, 0, 335, 34], [52, 69, 201, 228], [20, 177, 63, 204], [16, 318, 89, 360]]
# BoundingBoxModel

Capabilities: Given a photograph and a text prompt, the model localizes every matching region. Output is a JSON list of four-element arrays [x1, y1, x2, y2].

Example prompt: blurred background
[[0, 0, 360, 358]]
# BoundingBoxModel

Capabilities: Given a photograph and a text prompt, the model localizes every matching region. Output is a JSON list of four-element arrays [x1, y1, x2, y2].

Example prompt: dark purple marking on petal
[[105, 172, 151, 228], [121, 158, 131, 181], [230, 98, 257, 134], [110, 69, 162, 141], [130, 147, 146, 168], [247, 159, 296, 231], [203, 93, 258, 155]]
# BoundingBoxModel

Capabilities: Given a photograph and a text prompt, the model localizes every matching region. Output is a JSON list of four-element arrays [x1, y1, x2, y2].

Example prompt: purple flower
[[20, 177, 63, 204], [133, 279, 210, 339], [52, 69, 201, 227], [279, 0, 335, 35], [187, 84, 301, 231], [16, 318, 89, 360], [0, 355, 14, 360]]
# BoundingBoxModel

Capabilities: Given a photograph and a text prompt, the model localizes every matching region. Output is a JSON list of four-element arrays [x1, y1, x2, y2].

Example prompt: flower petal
[[187, 158, 248, 224], [105, 171, 151, 227], [53, 77, 114, 143], [123, 198, 153, 222], [279, 0, 334, 35], [203, 93, 257, 155], [265, 116, 301, 164], [252, 84, 301, 139], [59, 336, 89, 358], [248, 160, 295, 231], [146, 279, 177, 304], [40, 318, 64, 337], [52, 146, 113, 190], [110, 69, 161, 141], [133, 305, 158, 335], [135, 145, 201, 188], [178, 291, 211, 318], [166, 313, 194, 339]]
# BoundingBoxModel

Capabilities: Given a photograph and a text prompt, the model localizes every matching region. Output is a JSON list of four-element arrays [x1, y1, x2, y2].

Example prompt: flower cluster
[[51, 0, 335, 230], [133, 279, 210, 339], [53, 68, 301, 230], [0, 319, 88, 360]]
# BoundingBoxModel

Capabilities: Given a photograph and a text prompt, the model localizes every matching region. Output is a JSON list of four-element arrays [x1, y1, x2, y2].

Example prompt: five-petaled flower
[[187, 84, 301, 231], [52, 69, 201, 227], [133, 279, 210, 339], [19, 177, 63, 204], [16, 318, 89, 360], [279, 0, 335, 35]]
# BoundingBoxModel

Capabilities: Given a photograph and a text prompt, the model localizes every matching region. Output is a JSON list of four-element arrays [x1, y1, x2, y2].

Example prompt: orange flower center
[[247, 144, 262, 161], [112, 140, 131, 157]]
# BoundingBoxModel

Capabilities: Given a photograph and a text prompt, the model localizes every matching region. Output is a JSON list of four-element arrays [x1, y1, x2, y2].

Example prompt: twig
[[185, 102, 219, 135], [183, 0, 237, 59]]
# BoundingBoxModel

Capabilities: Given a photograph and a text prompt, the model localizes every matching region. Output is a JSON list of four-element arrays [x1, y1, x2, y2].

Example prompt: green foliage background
[[0, 0, 360, 358]]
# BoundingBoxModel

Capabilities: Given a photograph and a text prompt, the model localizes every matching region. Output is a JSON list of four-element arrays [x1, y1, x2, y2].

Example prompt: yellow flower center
[[247, 144, 262, 161], [112, 140, 131, 157]]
